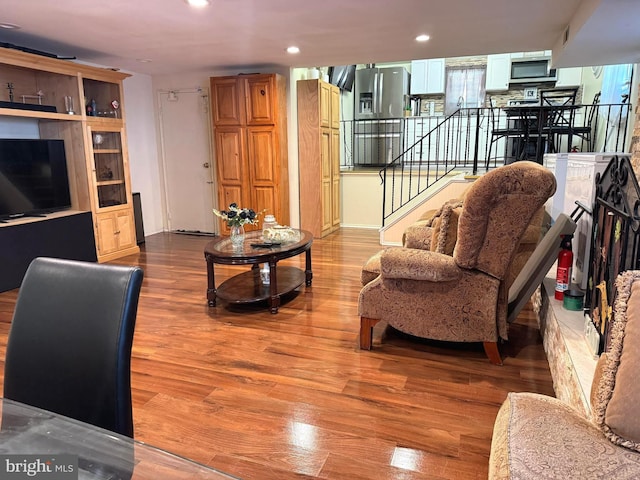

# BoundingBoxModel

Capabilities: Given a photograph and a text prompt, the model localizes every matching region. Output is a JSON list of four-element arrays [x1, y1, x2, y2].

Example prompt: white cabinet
[[410, 59, 445, 95], [485, 54, 511, 91], [556, 67, 583, 87]]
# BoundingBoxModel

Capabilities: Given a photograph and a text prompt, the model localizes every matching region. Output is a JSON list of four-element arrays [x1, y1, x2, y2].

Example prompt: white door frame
[[156, 87, 218, 234]]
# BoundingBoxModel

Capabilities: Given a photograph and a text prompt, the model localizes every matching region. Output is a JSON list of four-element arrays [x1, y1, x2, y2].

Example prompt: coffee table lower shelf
[[214, 266, 306, 311]]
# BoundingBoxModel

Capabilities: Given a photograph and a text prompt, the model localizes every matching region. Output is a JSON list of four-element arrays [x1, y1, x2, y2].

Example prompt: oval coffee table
[[204, 230, 313, 313]]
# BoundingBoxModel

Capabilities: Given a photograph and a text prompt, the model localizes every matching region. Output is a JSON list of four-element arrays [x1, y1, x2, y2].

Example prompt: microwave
[[509, 57, 557, 84]]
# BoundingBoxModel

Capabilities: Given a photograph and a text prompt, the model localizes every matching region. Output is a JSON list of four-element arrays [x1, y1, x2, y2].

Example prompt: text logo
[[0, 455, 77, 479]]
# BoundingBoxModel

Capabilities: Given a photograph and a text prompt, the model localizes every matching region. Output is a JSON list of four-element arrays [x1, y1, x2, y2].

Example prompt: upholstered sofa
[[489, 270, 640, 479], [358, 161, 556, 364]]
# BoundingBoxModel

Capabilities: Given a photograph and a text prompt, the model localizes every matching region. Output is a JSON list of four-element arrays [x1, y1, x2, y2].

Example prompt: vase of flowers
[[213, 203, 262, 249], [229, 224, 245, 248]]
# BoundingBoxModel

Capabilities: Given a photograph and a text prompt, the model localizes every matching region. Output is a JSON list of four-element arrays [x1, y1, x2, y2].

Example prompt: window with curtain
[[445, 67, 486, 115], [600, 63, 633, 105]]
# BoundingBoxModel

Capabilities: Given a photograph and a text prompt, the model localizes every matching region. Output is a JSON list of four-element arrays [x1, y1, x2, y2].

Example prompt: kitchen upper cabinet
[[486, 54, 511, 91], [556, 67, 582, 87], [410, 59, 445, 95]]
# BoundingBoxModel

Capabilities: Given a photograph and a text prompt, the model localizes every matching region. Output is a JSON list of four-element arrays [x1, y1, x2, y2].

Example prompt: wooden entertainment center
[[0, 46, 139, 290]]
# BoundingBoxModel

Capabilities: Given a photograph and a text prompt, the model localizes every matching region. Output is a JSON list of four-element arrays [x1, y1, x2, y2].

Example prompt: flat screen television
[[0, 139, 72, 220], [328, 65, 356, 91]]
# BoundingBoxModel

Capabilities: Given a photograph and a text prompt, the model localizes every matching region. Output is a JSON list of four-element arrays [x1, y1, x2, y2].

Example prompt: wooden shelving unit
[[0, 46, 139, 263]]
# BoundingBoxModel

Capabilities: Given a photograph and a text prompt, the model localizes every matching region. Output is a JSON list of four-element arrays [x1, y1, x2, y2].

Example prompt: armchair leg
[[360, 317, 381, 350], [483, 342, 503, 366]]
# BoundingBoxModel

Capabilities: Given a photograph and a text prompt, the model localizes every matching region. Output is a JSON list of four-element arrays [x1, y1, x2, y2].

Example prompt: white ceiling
[[0, 0, 638, 76]]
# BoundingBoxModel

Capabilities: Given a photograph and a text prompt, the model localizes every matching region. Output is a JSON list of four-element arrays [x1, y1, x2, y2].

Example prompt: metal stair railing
[[379, 107, 488, 226], [338, 103, 631, 227]]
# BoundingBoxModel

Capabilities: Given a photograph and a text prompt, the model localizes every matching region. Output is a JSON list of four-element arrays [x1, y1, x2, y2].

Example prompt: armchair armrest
[[380, 248, 461, 282], [402, 221, 434, 249]]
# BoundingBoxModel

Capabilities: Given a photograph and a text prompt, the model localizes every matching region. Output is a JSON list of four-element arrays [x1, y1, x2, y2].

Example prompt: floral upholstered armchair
[[358, 161, 556, 364]]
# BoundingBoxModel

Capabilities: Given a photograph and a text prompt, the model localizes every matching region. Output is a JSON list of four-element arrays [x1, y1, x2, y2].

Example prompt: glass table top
[[0, 397, 238, 479]]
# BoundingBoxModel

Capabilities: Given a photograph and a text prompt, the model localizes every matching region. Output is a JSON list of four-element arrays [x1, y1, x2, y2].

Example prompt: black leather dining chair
[[3, 257, 144, 438]]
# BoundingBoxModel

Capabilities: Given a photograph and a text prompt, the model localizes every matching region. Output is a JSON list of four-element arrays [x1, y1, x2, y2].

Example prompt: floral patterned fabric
[[360, 269, 500, 342], [489, 392, 640, 479], [490, 272, 640, 479], [593, 272, 640, 451], [380, 248, 460, 282], [402, 199, 463, 253], [359, 161, 556, 344]]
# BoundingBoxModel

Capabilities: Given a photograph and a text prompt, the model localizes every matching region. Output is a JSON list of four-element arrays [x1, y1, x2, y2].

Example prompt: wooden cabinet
[[95, 209, 136, 256], [297, 79, 341, 238], [410, 59, 445, 95], [486, 54, 511, 91], [210, 73, 289, 233], [0, 211, 97, 292], [87, 125, 137, 261], [0, 46, 139, 263]]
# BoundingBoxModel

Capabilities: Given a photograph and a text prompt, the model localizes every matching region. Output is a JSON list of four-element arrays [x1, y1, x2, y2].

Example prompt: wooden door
[[159, 88, 216, 234], [95, 212, 118, 256], [331, 129, 341, 229], [246, 126, 279, 226], [330, 86, 340, 129], [210, 77, 243, 125], [115, 210, 136, 249], [214, 126, 248, 232], [95, 210, 136, 256], [244, 75, 276, 125], [320, 82, 331, 128], [321, 128, 332, 233]]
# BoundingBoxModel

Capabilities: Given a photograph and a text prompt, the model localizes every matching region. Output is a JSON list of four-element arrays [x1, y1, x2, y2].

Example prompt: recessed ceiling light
[[286, 46, 300, 54], [136, 58, 152, 63], [185, 0, 210, 7], [415, 34, 430, 42], [0, 23, 21, 30]]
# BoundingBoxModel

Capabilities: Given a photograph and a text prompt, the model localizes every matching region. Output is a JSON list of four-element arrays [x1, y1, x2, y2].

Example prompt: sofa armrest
[[380, 248, 461, 282]]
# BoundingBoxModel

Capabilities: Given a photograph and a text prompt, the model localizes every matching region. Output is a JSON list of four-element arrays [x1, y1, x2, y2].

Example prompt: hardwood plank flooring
[[0, 228, 554, 479]]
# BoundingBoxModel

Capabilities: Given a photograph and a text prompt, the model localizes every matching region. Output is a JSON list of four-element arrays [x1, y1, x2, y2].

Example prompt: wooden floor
[[0, 228, 554, 480]]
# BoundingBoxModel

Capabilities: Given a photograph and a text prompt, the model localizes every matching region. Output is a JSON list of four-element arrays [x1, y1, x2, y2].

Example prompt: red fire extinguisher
[[555, 234, 573, 301]]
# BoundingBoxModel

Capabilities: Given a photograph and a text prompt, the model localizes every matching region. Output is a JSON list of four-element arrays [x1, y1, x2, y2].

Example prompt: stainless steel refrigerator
[[354, 66, 410, 166]]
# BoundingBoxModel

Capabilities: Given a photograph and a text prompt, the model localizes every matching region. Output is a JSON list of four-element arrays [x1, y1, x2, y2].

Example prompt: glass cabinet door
[[89, 127, 128, 209]]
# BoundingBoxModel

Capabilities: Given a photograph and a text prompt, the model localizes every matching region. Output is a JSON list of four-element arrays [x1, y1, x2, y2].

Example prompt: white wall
[[340, 172, 383, 228], [580, 65, 603, 105], [123, 59, 637, 238], [122, 72, 164, 235], [149, 66, 300, 230]]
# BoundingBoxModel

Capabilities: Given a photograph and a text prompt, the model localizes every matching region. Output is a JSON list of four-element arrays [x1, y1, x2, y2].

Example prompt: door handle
[[203, 162, 210, 168], [373, 73, 378, 114]]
